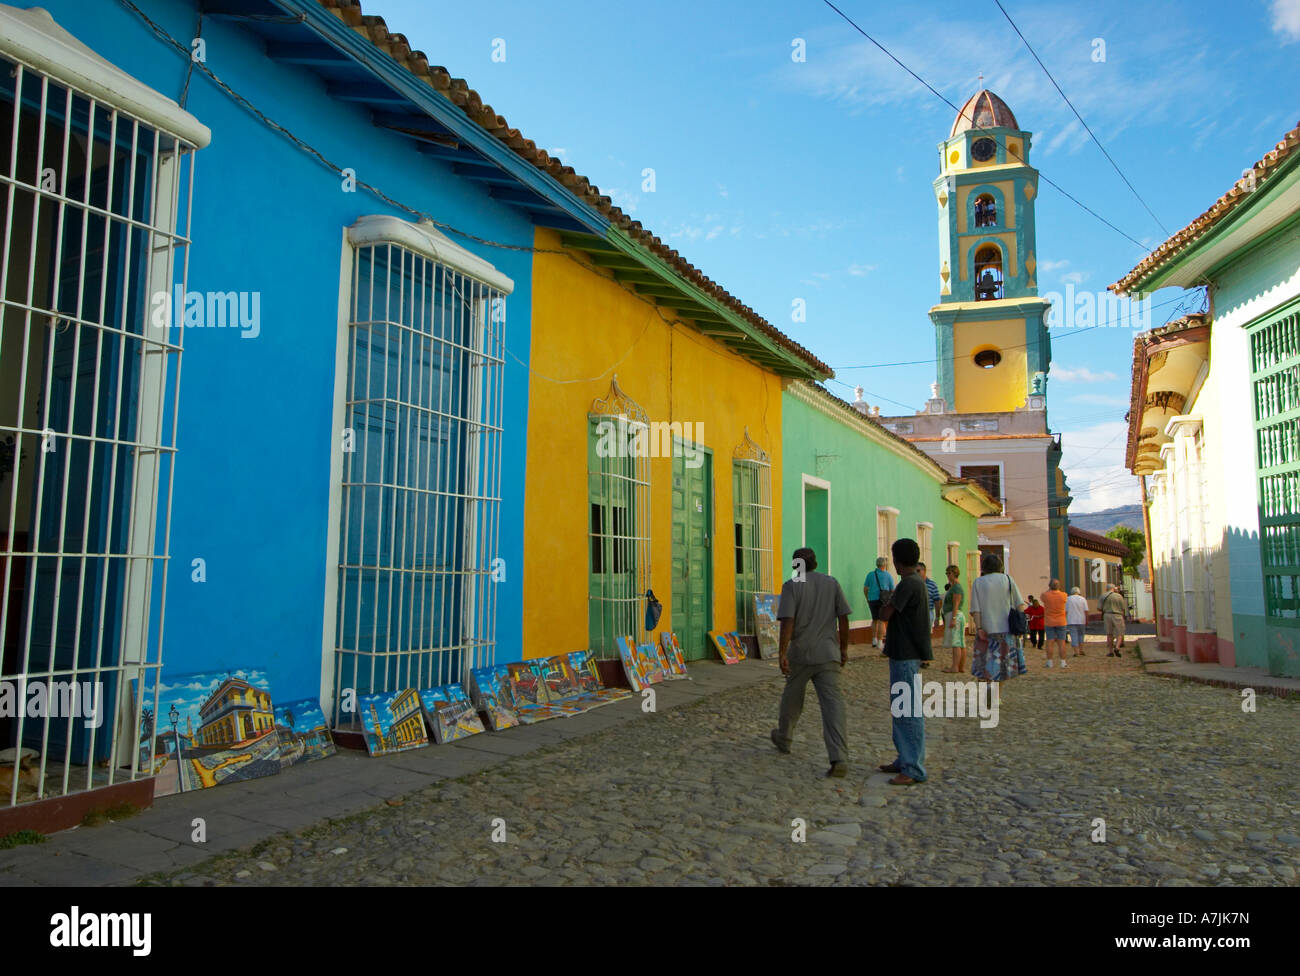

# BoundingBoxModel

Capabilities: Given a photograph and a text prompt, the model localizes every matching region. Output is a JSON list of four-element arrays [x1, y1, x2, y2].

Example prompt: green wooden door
[[803, 485, 829, 569], [672, 448, 712, 660]]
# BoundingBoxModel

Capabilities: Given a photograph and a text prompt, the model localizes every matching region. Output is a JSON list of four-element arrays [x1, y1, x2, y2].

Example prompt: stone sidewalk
[[0, 657, 779, 886], [1138, 638, 1300, 698]]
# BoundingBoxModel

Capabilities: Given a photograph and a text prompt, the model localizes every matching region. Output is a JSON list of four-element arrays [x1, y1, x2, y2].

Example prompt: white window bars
[[587, 377, 652, 657], [331, 218, 508, 726], [0, 47, 201, 807], [733, 428, 772, 633]]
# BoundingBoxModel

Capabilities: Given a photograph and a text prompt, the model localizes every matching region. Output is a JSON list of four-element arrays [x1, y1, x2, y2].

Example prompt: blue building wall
[[48, 0, 534, 702]]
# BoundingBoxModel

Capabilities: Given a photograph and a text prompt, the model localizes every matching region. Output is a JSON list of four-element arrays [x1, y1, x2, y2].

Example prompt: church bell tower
[[931, 89, 1051, 415]]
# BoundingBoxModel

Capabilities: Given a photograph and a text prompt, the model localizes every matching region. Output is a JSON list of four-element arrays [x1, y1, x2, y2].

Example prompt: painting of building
[[358, 690, 428, 757], [470, 667, 521, 732], [141, 669, 282, 798], [273, 698, 335, 768], [419, 685, 485, 744]]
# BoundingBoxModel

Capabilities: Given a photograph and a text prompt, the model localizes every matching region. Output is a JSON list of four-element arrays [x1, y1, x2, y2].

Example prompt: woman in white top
[[968, 551, 1026, 683], [1066, 587, 1089, 656]]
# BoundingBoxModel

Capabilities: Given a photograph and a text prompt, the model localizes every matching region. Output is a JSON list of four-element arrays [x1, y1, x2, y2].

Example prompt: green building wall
[[781, 386, 984, 622]]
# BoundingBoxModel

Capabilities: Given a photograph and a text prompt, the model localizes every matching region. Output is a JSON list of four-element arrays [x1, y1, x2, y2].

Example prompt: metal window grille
[[587, 378, 651, 658], [332, 240, 505, 724], [732, 429, 772, 634], [1249, 304, 1300, 622], [0, 58, 196, 806]]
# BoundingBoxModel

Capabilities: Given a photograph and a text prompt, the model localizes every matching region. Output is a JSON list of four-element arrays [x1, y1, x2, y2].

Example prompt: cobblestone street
[[141, 635, 1300, 887]]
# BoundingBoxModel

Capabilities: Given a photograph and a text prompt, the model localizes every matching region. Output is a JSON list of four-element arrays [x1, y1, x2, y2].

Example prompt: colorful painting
[[566, 651, 632, 707], [419, 684, 485, 744], [754, 593, 780, 659], [357, 688, 429, 756], [727, 632, 748, 661], [139, 668, 283, 797], [637, 643, 667, 684], [659, 632, 688, 676], [470, 666, 520, 731], [616, 635, 643, 692], [535, 656, 579, 701], [274, 698, 335, 768], [502, 663, 565, 724], [709, 631, 742, 664]]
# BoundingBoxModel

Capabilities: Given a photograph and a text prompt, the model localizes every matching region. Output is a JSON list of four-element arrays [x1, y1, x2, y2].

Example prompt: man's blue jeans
[[888, 657, 926, 781]]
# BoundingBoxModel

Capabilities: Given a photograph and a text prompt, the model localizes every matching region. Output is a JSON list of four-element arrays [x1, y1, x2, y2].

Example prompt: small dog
[[0, 751, 42, 802]]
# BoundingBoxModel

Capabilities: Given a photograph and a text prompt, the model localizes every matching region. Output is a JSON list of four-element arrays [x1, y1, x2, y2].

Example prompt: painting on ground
[[709, 631, 742, 664], [470, 666, 520, 731], [637, 643, 667, 684], [274, 698, 336, 768], [616, 635, 643, 692], [357, 689, 428, 756], [754, 593, 780, 660], [660, 632, 688, 676], [139, 668, 282, 797], [419, 685, 485, 744]]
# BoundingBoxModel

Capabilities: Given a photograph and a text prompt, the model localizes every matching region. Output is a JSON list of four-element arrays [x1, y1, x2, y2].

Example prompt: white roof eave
[[0, 5, 211, 148], [348, 214, 515, 295]]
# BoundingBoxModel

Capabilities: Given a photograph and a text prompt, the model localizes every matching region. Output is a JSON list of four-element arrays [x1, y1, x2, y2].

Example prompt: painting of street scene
[[470, 666, 520, 731], [419, 684, 485, 744], [138, 669, 283, 797], [357, 689, 428, 756], [274, 698, 336, 768]]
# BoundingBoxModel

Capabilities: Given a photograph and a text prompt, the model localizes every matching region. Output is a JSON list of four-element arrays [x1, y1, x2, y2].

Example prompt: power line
[[820, 0, 1149, 250], [993, 0, 1170, 236]]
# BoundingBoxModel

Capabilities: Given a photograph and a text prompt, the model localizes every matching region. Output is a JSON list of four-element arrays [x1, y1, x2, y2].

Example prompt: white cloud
[[1052, 365, 1118, 383], [1038, 259, 1070, 273], [607, 187, 638, 214], [848, 263, 877, 276], [1059, 420, 1140, 513], [1061, 270, 1089, 285], [1069, 392, 1129, 407], [1272, 0, 1300, 42]]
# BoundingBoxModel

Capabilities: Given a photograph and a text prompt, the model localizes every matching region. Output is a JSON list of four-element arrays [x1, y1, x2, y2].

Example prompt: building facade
[[782, 382, 999, 637], [1116, 122, 1300, 677], [1065, 527, 1128, 615], [879, 89, 1071, 601]]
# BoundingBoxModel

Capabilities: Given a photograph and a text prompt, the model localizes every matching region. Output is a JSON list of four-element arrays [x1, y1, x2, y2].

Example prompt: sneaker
[[827, 761, 848, 778], [770, 729, 791, 754], [1045, 660, 1053, 669], [872, 638, 879, 648], [1060, 660, 1067, 669]]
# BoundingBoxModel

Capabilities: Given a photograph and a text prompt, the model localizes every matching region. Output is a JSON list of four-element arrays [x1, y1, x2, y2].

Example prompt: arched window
[[974, 193, 997, 228], [974, 244, 1003, 301]]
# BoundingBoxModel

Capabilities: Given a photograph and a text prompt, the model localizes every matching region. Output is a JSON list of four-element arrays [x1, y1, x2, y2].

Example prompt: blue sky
[[373, 0, 1300, 512]]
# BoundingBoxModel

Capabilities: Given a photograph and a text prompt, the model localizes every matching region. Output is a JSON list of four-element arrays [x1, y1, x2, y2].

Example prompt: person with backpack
[[863, 557, 895, 651], [968, 551, 1026, 683]]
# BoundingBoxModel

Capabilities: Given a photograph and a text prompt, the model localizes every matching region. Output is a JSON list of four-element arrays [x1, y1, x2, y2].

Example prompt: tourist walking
[[773, 547, 852, 777], [864, 557, 895, 652], [968, 551, 1026, 683], [1066, 586, 1089, 655], [1101, 584, 1127, 656], [917, 562, 941, 670], [879, 538, 930, 785], [1041, 579, 1069, 669], [1025, 595, 1045, 650], [941, 564, 967, 674]]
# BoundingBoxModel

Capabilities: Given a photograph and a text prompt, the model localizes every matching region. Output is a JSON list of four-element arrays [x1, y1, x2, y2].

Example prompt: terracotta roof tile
[[313, 0, 830, 377], [1112, 122, 1300, 295]]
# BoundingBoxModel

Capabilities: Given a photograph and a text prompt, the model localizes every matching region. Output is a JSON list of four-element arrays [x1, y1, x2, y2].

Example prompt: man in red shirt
[[1025, 595, 1045, 652], [1040, 580, 1069, 669]]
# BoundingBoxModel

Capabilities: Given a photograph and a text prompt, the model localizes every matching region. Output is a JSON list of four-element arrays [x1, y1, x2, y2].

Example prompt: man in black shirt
[[879, 537, 930, 785]]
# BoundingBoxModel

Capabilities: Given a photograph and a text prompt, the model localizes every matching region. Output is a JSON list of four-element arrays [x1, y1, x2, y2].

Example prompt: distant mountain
[[1070, 504, 1144, 535]]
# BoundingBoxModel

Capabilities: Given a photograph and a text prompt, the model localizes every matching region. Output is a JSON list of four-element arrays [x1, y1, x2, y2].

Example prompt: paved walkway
[[1139, 639, 1300, 698], [4, 633, 1298, 886]]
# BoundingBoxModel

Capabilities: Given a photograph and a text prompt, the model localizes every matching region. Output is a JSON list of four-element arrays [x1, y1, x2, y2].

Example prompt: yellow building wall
[[952, 317, 1028, 413], [956, 180, 1016, 234], [523, 227, 785, 658], [1067, 544, 1124, 612]]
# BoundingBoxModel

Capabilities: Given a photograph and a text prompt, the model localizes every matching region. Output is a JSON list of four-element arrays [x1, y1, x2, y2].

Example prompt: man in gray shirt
[[772, 547, 851, 777]]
